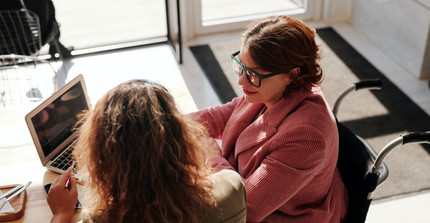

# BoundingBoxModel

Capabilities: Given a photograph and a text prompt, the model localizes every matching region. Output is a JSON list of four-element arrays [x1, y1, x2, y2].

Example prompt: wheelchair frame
[[333, 79, 430, 222]]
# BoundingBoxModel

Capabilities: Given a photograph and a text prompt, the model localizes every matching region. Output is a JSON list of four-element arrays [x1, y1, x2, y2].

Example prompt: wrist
[[51, 213, 73, 223]]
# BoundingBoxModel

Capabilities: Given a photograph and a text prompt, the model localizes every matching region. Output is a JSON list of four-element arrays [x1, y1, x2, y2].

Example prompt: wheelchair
[[333, 79, 430, 223]]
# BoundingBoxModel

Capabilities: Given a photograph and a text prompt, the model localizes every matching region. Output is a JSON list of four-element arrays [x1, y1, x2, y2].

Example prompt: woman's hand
[[46, 165, 78, 223]]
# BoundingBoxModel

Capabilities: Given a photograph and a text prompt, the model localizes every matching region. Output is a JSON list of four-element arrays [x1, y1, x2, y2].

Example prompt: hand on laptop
[[47, 165, 78, 223]]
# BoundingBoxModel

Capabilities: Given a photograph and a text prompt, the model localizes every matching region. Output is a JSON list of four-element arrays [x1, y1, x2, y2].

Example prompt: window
[[189, 0, 315, 36], [51, 0, 167, 52], [201, 0, 306, 26]]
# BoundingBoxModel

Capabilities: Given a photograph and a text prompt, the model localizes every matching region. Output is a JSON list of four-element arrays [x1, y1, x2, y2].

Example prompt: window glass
[[52, 0, 167, 50], [201, 0, 306, 26]]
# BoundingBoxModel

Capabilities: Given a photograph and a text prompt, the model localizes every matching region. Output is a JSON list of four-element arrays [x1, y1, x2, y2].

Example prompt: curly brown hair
[[241, 15, 323, 89], [73, 80, 216, 223]]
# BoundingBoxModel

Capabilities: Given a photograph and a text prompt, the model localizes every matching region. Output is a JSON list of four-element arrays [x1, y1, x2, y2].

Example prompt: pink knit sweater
[[192, 86, 348, 222]]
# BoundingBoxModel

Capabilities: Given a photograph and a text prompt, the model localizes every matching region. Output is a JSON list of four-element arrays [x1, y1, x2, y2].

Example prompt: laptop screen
[[30, 81, 89, 157]]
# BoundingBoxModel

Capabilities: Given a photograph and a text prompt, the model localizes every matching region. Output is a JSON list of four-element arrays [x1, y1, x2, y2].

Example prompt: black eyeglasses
[[231, 51, 282, 87]]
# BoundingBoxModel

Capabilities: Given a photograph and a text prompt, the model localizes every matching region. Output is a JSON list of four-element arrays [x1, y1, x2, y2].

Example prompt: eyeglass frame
[[231, 51, 282, 88]]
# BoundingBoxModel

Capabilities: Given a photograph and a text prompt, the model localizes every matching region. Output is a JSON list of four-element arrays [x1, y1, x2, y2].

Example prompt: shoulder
[[208, 170, 247, 223], [210, 169, 245, 192], [278, 86, 335, 132]]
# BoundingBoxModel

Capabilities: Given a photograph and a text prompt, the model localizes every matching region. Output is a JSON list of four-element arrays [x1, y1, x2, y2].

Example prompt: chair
[[333, 79, 430, 223], [0, 55, 58, 107], [0, 0, 72, 59]]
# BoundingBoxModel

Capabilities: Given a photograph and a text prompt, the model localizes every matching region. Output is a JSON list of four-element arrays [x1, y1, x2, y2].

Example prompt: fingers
[[52, 166, 74, 187], [52, 174, 60, 185], [60, 165, 74, 184], [69, 175, 78, 195], [64, 164, 74, 177]]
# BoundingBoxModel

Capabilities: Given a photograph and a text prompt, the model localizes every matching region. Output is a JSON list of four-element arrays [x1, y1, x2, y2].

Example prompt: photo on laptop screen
[[31, 81, 88, 157]]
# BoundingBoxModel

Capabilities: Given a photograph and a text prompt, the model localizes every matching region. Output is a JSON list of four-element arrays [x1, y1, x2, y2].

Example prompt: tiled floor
[[332, 23, 430, 116], [366, 191, 430, 223]]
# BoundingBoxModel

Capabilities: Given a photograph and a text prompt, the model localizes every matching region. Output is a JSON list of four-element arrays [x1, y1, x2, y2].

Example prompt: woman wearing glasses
[[192, 16, 348, 222], [46, 80, 247, 223]]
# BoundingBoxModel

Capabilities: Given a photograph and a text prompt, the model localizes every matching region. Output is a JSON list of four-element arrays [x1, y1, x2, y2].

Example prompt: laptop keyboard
[[50, 140, 76, 171]]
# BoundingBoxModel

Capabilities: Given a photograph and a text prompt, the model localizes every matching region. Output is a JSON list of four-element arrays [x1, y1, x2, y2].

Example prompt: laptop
[[25, 74, 91, 174]]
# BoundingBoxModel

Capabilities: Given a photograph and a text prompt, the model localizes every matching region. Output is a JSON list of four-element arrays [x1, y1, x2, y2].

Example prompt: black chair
[[0, 0, 72, 59], [0, 0, 65, 106], [333, 79, 430, 223]]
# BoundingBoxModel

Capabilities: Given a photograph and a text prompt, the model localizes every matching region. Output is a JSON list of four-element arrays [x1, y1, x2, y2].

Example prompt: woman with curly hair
[[192, 15, 348, 222], [46, 80, 247, 223]]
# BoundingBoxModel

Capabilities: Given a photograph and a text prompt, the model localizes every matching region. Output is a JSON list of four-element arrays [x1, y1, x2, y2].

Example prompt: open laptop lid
[[25, 74, 91, 166]]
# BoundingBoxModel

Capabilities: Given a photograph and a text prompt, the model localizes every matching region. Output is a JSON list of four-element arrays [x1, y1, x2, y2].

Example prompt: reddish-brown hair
[[73, 80, 216, 223], [241, 15, 323, 89]]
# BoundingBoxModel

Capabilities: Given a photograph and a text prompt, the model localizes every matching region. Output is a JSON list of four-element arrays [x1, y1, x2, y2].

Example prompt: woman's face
[[237, 49, 291, 109]]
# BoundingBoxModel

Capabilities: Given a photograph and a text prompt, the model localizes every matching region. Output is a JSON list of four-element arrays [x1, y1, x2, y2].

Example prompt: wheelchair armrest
[[372, 131, 430, 177], [332, 79, 382, 117], [356, 135, 389, 186]]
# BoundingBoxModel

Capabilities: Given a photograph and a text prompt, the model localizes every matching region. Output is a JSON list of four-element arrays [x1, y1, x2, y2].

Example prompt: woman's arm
[[191, 97, 241, 139], [47, 166, 78, 223], [242, 126, 327, 222]]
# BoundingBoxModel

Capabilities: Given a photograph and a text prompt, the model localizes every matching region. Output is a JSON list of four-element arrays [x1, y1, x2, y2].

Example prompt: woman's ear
[[289, 67, 300, 77], [285, 67, 300, 85]]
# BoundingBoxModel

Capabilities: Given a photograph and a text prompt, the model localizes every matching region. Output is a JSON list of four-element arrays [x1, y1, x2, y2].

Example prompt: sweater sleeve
[[243, 125, 327, 222], [191, 97, 240, 139], [208, 170, 247, 223]]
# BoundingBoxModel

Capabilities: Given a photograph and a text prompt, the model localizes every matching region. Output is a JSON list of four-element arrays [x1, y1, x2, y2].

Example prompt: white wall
[[326, 0, 430, 80], [323, 0, 353, 23]]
